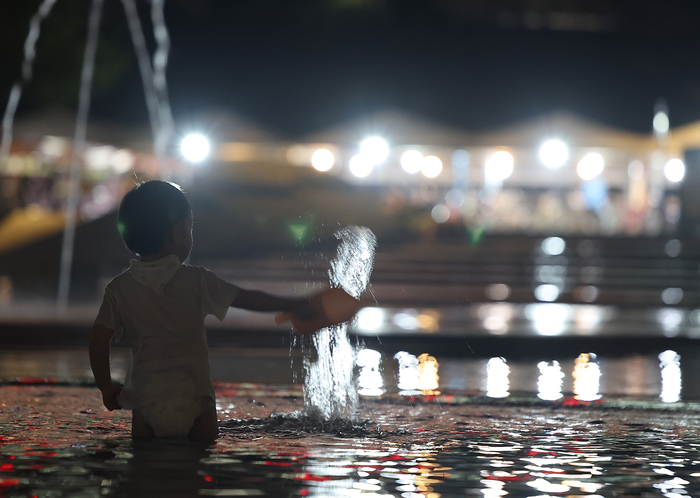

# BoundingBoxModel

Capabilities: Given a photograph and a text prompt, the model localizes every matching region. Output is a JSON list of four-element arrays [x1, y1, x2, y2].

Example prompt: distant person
[[89, 180, 353, 442]]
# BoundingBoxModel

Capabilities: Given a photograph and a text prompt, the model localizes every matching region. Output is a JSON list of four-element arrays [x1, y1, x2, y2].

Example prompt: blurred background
[[2, 0, 700, 401]]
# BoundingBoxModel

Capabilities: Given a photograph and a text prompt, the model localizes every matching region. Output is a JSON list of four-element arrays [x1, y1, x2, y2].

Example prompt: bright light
[[539, 139, 568, 168], [659, 350, 681, 403], [654, 111, 670, 135], [535, 284, 560, 302], [311, 148, 334, 171], [664, 158, 685, 182], [431, 204, 450, 223], [360, 137, 389, 164], [577, 152, 605, 180], [542, 236, 565, 255], [356, 307, 384, 331], [349, 154, 373, 178], [180, 134, 210, 163], [400, 150, 423, 173], [486, 151, 514, 180], [422, 155, 443, 178]]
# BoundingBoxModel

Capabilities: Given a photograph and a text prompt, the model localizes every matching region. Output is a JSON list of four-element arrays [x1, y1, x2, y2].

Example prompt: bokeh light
[[486, 150, 514, 180], [541, 236, 566, 255], [311, 148, 335, 171], [180, 133, 210, 162], [421, 155, 443, 178], [665, 239, 681, 257], [431, 204, 450, 223], [360, 137, 389, 164], [349, 154, 373, 178], [539, 139, 568, 168], [576, 152, 604, 180], [664, 158, 685, 182], [400, 150, 423, 173], [356, 307, 384, 331], [653, 111, 670, 135]]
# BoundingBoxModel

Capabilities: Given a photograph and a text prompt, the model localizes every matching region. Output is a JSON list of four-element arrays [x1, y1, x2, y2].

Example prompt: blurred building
[[0, 106, 697, 259]]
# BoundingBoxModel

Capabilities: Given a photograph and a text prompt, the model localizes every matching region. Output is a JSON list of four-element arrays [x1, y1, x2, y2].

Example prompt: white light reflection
[[394, 351, 420, 395], [661, 287, 683, 305], [537, 360, 565, 400], [486, 283, 511, 301], [665, 239, 682, 258], [535, 284, 560, 302], [477, 303, 514, 335], [659, 350, 681, 403], [527, 478, 571, 493], [480, 479, 507, 497], [541, 236, 566, 255], [526, 303, 571, 336], [572, 353, 601, 401], [356, 307, 384, 332], [658, 309, 684, 337], [393, 310, 419, 331], [486, 357, 510, 398], [357, 349, 384, 396]]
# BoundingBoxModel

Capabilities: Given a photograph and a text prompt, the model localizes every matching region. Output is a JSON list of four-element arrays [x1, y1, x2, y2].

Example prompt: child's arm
[[233, 288, 364, 336], [231, 289, 317, 320], [89, 324, 122, 411]]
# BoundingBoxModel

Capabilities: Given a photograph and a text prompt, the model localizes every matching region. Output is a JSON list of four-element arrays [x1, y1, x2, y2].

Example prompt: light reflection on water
[[0, 347, 694, 402], [4, 392, 700, 498]]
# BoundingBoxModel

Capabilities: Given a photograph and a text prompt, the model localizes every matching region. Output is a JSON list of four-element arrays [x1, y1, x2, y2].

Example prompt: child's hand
[[100, 383, 122, 411], [275, 289, 363, 335]]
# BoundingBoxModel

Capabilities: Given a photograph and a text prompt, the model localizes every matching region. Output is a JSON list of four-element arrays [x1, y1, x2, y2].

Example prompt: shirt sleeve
[[94, 285, 124, 342], [199, 267, 240, 321]]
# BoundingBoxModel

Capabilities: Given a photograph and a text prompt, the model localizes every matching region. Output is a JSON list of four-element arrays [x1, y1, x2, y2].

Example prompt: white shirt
[[94, 255, 240, 409]]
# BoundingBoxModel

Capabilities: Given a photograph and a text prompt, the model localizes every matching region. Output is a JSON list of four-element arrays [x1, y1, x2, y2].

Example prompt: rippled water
[[3, 385, 700, 497]]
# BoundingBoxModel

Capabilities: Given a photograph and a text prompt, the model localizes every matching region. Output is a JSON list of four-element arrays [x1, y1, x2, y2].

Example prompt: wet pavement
[[2, 384, 700, 497]]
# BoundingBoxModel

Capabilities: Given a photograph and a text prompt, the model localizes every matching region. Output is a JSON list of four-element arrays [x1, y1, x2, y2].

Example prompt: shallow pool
[[2, 384, 700, 497]]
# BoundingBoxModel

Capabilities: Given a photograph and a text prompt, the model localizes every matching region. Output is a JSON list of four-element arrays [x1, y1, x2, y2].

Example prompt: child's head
[[118, 180, 192, 259]]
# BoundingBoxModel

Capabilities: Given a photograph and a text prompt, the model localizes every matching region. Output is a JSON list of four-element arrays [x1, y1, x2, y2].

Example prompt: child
[[89, 180, 323, 442]]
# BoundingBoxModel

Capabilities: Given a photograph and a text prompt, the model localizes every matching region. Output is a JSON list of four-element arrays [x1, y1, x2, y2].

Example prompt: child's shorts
[[134, 396, 215, 438]]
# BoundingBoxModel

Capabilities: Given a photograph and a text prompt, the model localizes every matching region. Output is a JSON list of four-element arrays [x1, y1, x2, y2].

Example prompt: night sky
[[2, 0, 700, 139]]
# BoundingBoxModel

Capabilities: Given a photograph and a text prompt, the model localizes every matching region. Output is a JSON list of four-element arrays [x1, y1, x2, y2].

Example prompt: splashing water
[[120, 0, 174, 171], [0, 0, 58, 168], [57, 0, 105, 312], [303, 226, 376, 420]]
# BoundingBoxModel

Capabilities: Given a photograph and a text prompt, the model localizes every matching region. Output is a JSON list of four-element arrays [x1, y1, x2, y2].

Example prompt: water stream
[[303, 226, 377, 420]]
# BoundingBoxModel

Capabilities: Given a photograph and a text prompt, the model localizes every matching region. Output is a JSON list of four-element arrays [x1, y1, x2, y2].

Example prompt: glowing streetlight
[[180, 134, 210, 163], [311, 148, 335, 172], [577, 152, 604, 180], [421, 155, 443, 178], [539, 139, 568, 168], [653, 111, 670, 136], [400, 150, 423, 174], [360, 137, 389, 164], [349, 154, 373, 178], [664, 158, 685, 183], [486, 151, 514, 181]]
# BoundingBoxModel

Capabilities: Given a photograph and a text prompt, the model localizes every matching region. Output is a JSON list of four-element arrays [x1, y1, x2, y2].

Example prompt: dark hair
[[117, 180, 191, 256]]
